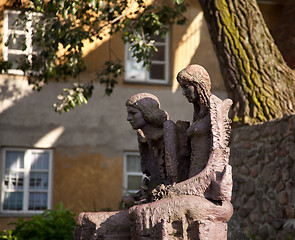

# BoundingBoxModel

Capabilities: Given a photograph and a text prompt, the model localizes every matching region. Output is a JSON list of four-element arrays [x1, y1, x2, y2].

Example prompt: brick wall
[[228, 114, 295, 240]]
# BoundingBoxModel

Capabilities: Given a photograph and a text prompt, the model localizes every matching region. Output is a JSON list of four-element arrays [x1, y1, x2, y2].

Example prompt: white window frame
[[3, 9, 41, 75], [123, 152, 145, 195], [124, 33, 170, 84], [0, 148, 53, 214]]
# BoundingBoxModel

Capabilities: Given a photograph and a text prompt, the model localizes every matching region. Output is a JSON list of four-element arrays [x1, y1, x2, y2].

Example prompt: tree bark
[[199, 0, 295, 124]]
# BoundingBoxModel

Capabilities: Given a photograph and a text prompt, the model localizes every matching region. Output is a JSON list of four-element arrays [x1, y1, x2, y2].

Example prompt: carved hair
[[126, 93, 169, 127], [177, 64, 211, 120]]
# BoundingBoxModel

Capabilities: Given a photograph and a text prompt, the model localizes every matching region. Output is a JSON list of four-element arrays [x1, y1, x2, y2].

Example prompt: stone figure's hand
[[139, 177, 150, 199], [122, 195, 136, 208]]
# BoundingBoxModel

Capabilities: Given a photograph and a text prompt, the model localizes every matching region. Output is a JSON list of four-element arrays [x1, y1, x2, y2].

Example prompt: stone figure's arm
[[122, 177, 151, 208], [151, 163, 215, 201], [163, 120, 191, 183], [171, 162, 215, 197], [171, 148, 232, 201]]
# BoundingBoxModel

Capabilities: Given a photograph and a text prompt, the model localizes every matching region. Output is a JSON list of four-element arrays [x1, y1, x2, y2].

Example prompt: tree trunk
[[199, 0, 295, 124]]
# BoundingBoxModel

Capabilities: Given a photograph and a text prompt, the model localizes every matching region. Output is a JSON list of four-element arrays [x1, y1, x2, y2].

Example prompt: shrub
[[0, 202, 76, 240]]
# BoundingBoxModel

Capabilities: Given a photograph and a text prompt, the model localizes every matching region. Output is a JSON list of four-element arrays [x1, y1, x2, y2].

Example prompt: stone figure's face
[[127, 106, 146, 130], [179, 81, 197, 103]]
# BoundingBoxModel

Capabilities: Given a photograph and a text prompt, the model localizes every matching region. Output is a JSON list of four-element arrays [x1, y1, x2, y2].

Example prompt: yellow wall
[[53, 147, 124, 213]]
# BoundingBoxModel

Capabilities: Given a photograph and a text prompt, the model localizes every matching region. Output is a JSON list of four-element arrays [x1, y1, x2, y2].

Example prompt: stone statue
[[123, 93, 190, 207], [74, 64, 233, 240], [172, 64, 233, 201], [128, 65, 233, 239]]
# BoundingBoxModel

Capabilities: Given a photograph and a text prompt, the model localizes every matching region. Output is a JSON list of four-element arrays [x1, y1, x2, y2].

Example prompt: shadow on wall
[[0, 75, 135, 150]]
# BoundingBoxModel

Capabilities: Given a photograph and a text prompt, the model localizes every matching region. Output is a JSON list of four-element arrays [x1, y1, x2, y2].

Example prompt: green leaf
[[175, 0, 184, 4]]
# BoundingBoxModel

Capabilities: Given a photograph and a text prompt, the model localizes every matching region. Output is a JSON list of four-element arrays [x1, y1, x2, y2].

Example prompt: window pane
[[7, 34, 26, 50], [152, 46, 165, 61], [125, 57, 146, 81], [127, 155, 141, 172], [8, 12, 24, 30], [3, 192, 23, 210], [149, 64, 165, 80], [2, 148, 52, 212], [4, 172, 24, 190], [5, 151, 24, 169], [7, 54, 27, 69], [31, 152, 49, 170], [127, 176, 142, 191], [29, 192, 47, 210], [30, 172, 48, 190]]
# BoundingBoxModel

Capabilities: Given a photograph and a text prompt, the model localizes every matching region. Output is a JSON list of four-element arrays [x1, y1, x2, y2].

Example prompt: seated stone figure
[[124, 93, 190, 207], [74, 65, 233, 240]]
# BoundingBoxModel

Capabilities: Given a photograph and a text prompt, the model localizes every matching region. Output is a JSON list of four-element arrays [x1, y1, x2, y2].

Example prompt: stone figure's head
[[177, 65, 211, 117], [126, 93, 168, 129], [177, 64, 211, 103]]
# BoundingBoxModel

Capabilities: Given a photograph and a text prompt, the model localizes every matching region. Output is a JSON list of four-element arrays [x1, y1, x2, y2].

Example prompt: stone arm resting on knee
[[152, 149, 233, 202]]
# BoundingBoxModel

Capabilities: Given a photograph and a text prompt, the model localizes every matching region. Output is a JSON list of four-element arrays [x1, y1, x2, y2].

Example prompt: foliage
[[0, 202, 76, 240], [0, 230, 17, 240], [52, 82, 94, 113], [96, 60, 123, 96], [121, 2, 187, 67], [0, 61, 12, 74], [1, 0, 187, 112]]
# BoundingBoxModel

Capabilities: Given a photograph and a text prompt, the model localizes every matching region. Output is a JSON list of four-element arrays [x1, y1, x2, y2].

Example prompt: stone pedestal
[[74, 210, 131, 240], [74, 196, 233, 240]]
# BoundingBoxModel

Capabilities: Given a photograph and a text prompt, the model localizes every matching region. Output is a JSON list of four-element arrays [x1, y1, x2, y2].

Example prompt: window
[[3, 9, 41, 75], [124, 34, 169, 84], [1, 148, 53, 213], [123, 152, 144, 195]]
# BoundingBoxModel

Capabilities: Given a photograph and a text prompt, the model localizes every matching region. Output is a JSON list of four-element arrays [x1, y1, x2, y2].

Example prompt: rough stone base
[[198, 221, 228, 240], [74, 210, 131, 240], [74, 210, 230, 240]]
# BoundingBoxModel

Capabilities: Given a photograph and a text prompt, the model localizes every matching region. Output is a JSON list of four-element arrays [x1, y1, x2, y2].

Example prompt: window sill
[[123, 80, 172, 87], [0, 211, 44, 218]]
